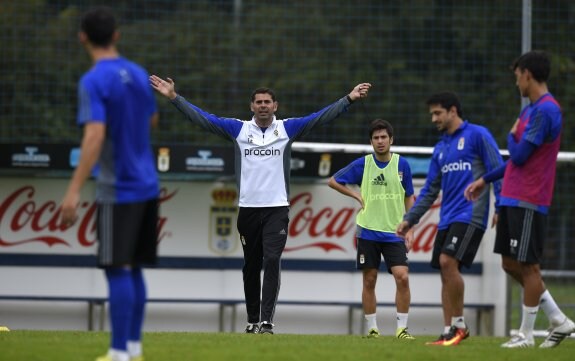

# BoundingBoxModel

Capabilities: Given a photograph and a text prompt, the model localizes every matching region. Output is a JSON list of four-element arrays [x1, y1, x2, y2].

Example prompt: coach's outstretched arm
[[150, 75, 371, 102]]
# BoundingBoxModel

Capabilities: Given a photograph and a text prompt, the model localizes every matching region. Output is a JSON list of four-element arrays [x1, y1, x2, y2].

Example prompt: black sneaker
[[244, 324, 259, 334], [259, 322, 274, 334]]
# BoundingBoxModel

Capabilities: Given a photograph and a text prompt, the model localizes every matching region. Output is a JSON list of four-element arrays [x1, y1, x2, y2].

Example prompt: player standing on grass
[[150, 74, 370, 334], [465, 50, 575, 348], [61, 7, 159, 361], [396, 92, 503, 346], [328, 119, 416, 340]]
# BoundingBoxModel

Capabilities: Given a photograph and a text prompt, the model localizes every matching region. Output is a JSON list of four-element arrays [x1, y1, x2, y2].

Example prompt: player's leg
[[496, 207, 536, 348], [237, 207, 264, 331], [436, 223, 482, 346], [518, 209, 575, 348], [129, 199, 159, 360], [426, 229, 451, 343], [384, 241, 414, 340], [97, 202, 146, 361], [357, 238, 381, 337], [438, 253, 465, 328], [259, 206, 289, 334]]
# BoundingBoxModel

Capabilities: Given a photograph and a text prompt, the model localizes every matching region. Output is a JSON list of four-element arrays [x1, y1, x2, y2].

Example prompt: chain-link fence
[[1, 1, 574, 148], [1, 0, 574, 320]]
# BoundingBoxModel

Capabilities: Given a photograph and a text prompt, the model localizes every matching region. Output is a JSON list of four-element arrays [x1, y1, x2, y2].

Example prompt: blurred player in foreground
[[61, 7, 159, 361]]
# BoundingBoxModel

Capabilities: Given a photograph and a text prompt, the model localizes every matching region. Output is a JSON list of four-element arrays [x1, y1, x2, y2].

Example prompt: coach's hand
[[349, 83, 371, 101], [150, 75, 178, 100]]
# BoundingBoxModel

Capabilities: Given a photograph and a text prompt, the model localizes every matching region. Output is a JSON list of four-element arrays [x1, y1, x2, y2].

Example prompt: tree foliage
[[1, 0, 573, 149]]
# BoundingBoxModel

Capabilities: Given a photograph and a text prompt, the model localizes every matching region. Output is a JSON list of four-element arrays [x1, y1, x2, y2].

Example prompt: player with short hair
[[61, 7, 159, 361], [328, 119, 416, 340], [396, 91, 503, 346], [465, 50, 575, 348], [150, 74, 370, 334]]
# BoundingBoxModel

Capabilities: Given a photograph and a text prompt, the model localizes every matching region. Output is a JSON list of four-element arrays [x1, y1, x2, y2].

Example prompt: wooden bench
[[0, 295, 495, 335]]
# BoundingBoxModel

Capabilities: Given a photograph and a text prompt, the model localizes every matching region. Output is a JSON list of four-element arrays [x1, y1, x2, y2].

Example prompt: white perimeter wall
[[0, 177, 506, 335]]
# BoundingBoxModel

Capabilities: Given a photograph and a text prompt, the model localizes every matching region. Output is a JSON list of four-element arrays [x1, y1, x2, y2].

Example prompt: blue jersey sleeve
[[507, 133, 536, 166], [171, 95, 243, 140], [283, 97, 352, 139], [483, 161, 506, 183], [523, 107, 552, 146], [77, 75, 106, 125], [404, 146, 442, 226], [333, 157, 365, 186], [475, 127, 504, 207], [398, 156, 414, 197]]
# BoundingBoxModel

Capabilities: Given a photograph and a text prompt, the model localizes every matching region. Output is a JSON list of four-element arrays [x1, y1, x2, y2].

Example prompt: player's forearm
[[328, 178, 358, 200]]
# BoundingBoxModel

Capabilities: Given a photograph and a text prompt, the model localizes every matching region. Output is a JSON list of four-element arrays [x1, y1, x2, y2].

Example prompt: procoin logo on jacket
[[244, 147, 281, 157], [441, 160, 471, 173]]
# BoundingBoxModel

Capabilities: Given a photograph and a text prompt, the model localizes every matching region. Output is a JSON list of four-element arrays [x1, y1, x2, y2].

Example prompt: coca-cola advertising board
[[0, 177, 458, 267], [0, 176, 506, 335]]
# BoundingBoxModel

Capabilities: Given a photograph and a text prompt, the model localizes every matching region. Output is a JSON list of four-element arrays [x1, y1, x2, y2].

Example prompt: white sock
[[127, 341, 142, 357], [539, 290, 566, 326], [365, 313, 378, 331], [451, 316, 466, 329], [519, 305, 539, 338], [443, 325, 451, 334], [109, 349, 130, 361], [396, 312, 408, 329]]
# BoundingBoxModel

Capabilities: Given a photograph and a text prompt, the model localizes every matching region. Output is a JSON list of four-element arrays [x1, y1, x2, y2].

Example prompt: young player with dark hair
[[465, 50, 574, 348], [328, 119, 416, 340], [61, 7, 159, 361]]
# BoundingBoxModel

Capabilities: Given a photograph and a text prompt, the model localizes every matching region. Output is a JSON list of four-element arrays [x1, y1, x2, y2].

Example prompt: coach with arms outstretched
[[150, 75, 370, 334]]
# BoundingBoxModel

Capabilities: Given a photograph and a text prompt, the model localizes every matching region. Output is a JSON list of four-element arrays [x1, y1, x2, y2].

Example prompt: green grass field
[[1, 331, 574, 361]]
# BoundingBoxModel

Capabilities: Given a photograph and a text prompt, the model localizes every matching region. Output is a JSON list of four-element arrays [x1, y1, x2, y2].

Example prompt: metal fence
[[1, 0, 573, 309], [1, 1, 574, 147]]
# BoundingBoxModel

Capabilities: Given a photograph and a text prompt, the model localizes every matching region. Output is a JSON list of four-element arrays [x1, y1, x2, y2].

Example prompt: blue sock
[[129, 267, 147, 342], [105, 268, 134, 351]]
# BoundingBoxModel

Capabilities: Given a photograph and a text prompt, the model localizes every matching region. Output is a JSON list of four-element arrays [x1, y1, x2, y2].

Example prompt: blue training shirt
[[333, 154, 414, 242], [404, 121, 503, 230], [78, 57, 159, 203]]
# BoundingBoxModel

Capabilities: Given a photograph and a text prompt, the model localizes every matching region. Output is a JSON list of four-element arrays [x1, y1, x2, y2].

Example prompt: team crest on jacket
[[457, 137, 465, 150], [209, 186, 239, 255]]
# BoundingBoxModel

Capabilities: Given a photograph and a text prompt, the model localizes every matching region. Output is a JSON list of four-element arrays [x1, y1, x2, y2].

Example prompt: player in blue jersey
[[61, 7, 159, 361], [150, 74, 370, 334], [328, 119, 416, 340], [465, 50, 574, 348], [396, 92, 503, 346]]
